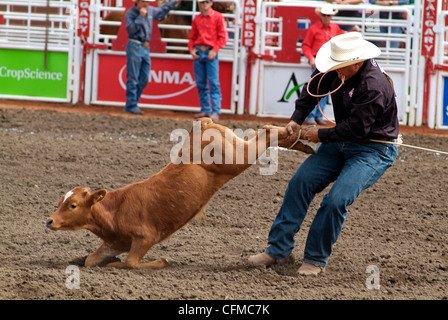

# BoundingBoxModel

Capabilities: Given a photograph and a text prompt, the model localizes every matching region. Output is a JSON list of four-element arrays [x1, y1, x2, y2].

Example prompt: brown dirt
[[1, 99, 448, 301]]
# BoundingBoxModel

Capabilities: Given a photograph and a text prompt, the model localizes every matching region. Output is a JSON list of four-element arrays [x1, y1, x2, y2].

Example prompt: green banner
[[0, 49, 68, 99]]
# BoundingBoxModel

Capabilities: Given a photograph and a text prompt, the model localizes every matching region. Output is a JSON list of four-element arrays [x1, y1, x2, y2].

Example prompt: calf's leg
[[106, 237, 169, 269], [85, 242, 124, 267]]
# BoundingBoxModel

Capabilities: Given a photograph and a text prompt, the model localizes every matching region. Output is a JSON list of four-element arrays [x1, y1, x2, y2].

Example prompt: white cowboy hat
[[315, 32, 381, 72], [315, 4, 338, 16]]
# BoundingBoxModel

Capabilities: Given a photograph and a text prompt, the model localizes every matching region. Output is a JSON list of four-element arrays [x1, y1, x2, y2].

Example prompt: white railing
[[86, 0, 243, 113], [92, 0, 240, 58], [0, 0, 77, 103], [261, 2, 414, 70], [432, 11, 448, 129], [255, 1, 417, 124], [93, 3, 125, 47], [0, 0, 74, 51]]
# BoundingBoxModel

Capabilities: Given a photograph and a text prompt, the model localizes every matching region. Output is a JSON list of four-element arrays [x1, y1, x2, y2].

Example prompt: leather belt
[[357, 137, 395, 144], [129, 39, 149, 48], [197, 45, 212, 52]]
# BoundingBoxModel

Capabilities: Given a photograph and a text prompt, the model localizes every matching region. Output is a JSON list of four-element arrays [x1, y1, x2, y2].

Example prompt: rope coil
[[306, 71, 344, 125]]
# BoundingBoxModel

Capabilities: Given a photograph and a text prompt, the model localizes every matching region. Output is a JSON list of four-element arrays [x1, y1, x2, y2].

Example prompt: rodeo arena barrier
[[1, 0, 448, 129]]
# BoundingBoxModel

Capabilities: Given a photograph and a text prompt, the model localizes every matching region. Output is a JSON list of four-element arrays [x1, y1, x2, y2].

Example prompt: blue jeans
[[306, 95, 328, 121], [125, 41, 150, 111], [265, 141, 398, 266], [193, 48, 222, 115]]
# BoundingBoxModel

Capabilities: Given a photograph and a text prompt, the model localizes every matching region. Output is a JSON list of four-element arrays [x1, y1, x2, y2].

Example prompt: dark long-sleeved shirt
[[125, 1, 178, 43], [291, 59, 399, 142]]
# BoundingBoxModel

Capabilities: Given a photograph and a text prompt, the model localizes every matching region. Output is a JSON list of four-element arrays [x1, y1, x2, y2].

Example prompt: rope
[[306, 71, 345, 125], [369, 135, 448, 156], [289, 132, 448, 156], [288, 128, 302, 149], [307, 71, 345, 98]]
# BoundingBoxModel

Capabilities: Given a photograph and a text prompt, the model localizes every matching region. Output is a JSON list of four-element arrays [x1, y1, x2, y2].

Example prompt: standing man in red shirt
[[301, 5, 358, 125], [188, 0, 228, 121]]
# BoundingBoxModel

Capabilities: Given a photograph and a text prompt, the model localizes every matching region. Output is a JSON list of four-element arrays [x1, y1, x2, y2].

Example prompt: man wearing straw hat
[[249, 32, 399, 275], [124, 0, 182, 115]]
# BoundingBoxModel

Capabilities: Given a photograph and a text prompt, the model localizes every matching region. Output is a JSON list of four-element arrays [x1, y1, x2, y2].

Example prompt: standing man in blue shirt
[[124, 0, 181, 115]]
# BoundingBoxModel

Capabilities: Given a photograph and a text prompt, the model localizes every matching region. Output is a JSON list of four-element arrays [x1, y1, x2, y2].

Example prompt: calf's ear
[[90, 189, 107, 204]]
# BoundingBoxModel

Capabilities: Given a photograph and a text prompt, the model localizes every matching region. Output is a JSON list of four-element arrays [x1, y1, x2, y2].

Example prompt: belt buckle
[[199, 45, 208, 52], [142, 41, 149, 48]]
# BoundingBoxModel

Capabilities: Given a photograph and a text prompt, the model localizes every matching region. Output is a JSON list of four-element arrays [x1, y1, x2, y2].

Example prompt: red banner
[[421, 0, 438, 56], [242, 0, 257, 47], [274, 6, 317, 63], [78, 0, 90, 37], [96, 54, 232, 110]]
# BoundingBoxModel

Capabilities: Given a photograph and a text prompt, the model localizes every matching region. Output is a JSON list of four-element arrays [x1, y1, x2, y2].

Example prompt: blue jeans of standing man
[[125, 41, 150, 112], [306, 95, 328, 122], [265, 141, 398, 266], [193, 48, 222, 115], [306, 68, 328, 122]]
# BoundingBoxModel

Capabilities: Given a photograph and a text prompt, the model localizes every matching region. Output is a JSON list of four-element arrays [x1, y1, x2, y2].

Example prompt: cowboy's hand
[[139, 7, 147, 16], [190, 49, 199, 60], [303, 126, 320, 143], [208, 49, 217, 61], [286, 120, 300, 142]]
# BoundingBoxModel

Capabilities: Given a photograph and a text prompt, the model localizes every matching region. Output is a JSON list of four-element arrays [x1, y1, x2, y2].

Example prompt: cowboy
[[248, 32, 399, 275], [124, 0, 182, 115]]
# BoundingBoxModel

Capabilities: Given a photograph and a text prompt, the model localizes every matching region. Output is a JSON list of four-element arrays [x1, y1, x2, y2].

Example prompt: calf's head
[[46, 187, 107, 231]]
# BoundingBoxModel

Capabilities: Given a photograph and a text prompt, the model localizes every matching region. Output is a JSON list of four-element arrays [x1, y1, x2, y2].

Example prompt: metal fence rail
[[253, 1, 417, 124], [0, 0, 74, 50], [0, 0, 76, 102]]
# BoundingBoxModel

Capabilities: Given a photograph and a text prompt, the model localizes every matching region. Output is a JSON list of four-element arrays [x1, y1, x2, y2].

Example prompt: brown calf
[[46, 118, 311, 269]]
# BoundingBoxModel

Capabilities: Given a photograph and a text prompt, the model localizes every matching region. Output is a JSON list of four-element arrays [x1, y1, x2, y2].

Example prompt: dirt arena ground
[[1, 100, 447, 301]]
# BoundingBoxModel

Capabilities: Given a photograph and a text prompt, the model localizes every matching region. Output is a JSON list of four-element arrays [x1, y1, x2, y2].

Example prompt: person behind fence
[[369, 0, 410, 49], [188, 0, 229, 122], [124, 0, 182, 115], [325, 0, 366, 31], [301, 4, 360, 125], [248, 32, 399, 276]]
